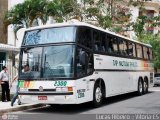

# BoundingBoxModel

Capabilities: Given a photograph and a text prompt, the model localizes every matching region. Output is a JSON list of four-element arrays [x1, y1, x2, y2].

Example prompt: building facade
[[143, 0, 160, 34], [0, 0, 8, 44]]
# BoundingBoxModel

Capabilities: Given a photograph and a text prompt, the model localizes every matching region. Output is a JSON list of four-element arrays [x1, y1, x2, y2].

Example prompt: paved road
[[5, 87, 160, 120]]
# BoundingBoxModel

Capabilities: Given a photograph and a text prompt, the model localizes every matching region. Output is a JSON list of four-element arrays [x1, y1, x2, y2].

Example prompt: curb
[[0, 104, 45, 115]]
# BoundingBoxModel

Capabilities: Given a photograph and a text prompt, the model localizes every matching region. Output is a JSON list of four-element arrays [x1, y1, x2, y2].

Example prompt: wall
[[8, 0, 25, 46], [0, 0, 8, 44]]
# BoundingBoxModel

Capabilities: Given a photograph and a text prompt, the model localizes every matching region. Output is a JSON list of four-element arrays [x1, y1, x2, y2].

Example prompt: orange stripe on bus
[[24, 81, 30, 88]]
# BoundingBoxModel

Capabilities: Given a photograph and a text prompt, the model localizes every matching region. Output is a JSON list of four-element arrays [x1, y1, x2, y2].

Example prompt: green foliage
[[45, 0, 74, 22], [97, 15, 112, 29], [110, 26, 123, 33], [86, 7, 99, 16], [132, 16, 148, 39], [128, 0, 144, 7], [4, 0, 134, 32], [3, 0, 48, 29], [133, 15, 159, 40]]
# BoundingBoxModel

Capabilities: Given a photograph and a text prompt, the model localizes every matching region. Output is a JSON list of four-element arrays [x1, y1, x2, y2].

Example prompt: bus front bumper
[[18, 92, 77, 104]]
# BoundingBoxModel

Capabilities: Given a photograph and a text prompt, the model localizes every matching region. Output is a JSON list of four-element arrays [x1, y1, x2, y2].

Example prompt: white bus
[[18, 21, 154, 107]]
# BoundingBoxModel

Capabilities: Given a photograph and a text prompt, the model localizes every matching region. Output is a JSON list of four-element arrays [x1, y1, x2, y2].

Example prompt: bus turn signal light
[[68, 87, 73, 92]]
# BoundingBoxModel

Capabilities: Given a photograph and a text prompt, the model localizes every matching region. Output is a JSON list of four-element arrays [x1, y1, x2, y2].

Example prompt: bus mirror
[[79, 51, 88, 66]]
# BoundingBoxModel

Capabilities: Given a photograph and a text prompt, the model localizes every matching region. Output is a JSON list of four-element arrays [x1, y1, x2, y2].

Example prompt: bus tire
[[137, 79, 143, 96], [92, 83, 103, 107], [143, 79, 148, 94]]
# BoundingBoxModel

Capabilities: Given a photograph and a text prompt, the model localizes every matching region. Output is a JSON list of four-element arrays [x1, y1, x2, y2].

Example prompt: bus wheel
[[137, 79, 143, 96], [143, 79, 148, 94], [92, 83, 103, 107]]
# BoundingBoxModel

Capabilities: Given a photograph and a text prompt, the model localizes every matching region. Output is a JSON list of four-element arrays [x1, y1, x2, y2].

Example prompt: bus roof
[[25, 21, 152, 48]]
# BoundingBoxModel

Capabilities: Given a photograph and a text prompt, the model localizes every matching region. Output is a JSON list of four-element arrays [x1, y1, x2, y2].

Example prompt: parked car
[[154, 73, 160, 86]]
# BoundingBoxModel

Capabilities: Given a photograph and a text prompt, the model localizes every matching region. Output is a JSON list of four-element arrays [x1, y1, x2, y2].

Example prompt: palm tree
[[3, 0, 49, 40], [18, 0, 48, 27], [46, 0, 75, 22], [3, 3, 27, 40], [3, 0, 48, 29]]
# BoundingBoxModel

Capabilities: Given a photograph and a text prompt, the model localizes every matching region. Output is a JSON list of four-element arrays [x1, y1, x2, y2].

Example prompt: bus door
[[75, 47, 94, 101]]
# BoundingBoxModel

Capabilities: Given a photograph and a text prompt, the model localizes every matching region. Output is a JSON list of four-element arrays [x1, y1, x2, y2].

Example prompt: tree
[[132, 15, 148, 40], [3, 3, 28, 40], [3, 0, 48, 31], [46, 0, 74, 22], [3, 0, 157, 41], [3, 0, 50, 42]]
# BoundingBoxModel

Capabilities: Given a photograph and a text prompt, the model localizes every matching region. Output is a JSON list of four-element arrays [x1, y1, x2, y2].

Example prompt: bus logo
[[39, 86, 43, 92]]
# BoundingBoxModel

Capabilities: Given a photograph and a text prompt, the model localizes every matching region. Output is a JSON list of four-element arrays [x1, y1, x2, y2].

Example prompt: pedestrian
[[0, 66, 10, 102], [10, 75, 21, 106]]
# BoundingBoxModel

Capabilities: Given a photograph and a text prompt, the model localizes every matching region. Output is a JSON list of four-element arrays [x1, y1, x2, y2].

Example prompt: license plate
[[38, 96, 47, 100]]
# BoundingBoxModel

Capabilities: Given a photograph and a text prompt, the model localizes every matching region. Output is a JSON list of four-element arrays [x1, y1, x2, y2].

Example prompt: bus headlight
[[62, 87, 68, 92], [19, 88, 28, 92], [56, 87, 73, 92], [56, 87, 62, 92]]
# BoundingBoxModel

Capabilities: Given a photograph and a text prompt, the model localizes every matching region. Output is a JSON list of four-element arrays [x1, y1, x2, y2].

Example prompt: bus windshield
[[20, 45, 75, 79], [23, 27, 75, 45]]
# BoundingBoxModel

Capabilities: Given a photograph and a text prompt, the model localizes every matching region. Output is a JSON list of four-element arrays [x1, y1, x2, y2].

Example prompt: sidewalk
[[0, 100, 44, 115]]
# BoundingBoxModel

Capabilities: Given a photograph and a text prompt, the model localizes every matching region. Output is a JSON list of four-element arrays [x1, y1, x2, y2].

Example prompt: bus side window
[[87, 52, 94, 74], [93, 30, 101, 51], [106, 35, 118, 54], [137, 44, 143, 58], [77, 27, 92, 49], [128, 42, 136, 57], [119, 39, 128, 56], [76, 48, 86, 77], [112, 38, 119, 54], [100, 33, 106, 52], [149, 48, 153, 60], [143, 47, 149, 60], [76, 47, 93, 77], [94, 44, 98, 51], [107, 39, 113, 53]]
